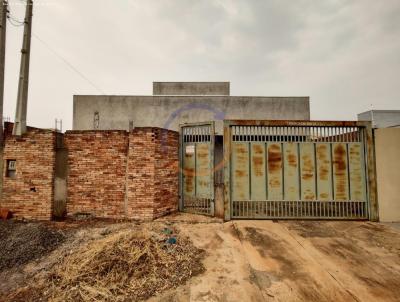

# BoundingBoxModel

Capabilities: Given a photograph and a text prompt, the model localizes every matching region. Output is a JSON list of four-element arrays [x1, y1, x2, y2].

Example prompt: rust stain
[[349, 144, 364, 200], [304, 192, 315, 200], [288, 154, 297, 168], [320, 193, 329, 199], [301, 154, 314, 180], [184, 168, 194, 193], [253, 144, 263, 154], [252, 156, 264, 177], [235, 170, 246, 177], [197, 144, 210, 177], [252, 144, 265, 177], [334, 144, 348, 199], [233, 143, 249, 200], [197, 152, 208, 158], [317, 145, 330, 181], [198, 180, 209, 188], [268, 144, 282, 173], [334, 144, 347, 171], [269, 179, 281, 187]]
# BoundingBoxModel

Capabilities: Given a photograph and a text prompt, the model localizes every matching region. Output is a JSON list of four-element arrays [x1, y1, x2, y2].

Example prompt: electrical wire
[[8, 13, 24, 23], [6, 4, 25, 27], [6, 3, 105, 94], [32, 33, 106, 94], [7, 16, 24, 27]]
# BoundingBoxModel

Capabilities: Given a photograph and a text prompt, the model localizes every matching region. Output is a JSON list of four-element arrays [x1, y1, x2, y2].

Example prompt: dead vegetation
[[7, 224, 205, 302]]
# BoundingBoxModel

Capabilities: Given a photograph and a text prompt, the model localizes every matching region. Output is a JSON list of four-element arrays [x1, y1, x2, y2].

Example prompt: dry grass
[[8, 225, 205, 302]]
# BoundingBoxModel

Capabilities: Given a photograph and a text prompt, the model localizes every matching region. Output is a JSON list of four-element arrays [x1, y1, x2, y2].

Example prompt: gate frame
[[179, 121, 215, 215], [223, 120, 378, 221]]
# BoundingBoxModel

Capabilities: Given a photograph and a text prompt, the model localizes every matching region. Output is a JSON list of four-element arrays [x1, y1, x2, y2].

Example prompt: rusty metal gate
[[224, 121, 377, 220], [179, 122, 215, 215]]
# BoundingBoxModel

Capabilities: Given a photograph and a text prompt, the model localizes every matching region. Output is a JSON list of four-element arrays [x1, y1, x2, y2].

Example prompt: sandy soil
[[2, 214, 400, 301], [152, 214, 400, 302]]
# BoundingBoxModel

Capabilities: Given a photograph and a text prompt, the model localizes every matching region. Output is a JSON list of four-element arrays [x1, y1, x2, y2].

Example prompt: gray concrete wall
[[358, 110, 400, 128], [153, 82, 230, 95], [73, 95, 310, 135], [375, 128, 400, 222]]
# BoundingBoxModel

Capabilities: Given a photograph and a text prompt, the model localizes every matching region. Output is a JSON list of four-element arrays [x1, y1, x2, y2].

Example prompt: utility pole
[[13, 0, 33, 136], [0, 1, 7, 200], [0, 1, 7, 144]]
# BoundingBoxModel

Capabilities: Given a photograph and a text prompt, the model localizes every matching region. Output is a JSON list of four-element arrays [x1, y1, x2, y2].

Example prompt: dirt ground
[[1, 214, 400, 302], [153, 214, 400, 302]]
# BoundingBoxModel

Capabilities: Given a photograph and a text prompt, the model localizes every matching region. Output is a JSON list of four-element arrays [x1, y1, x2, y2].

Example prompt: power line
[[32, 33, 105, 94], [6, 3, 105, 94], [6, 4, 25, 27], [6, 16, 24, 27]]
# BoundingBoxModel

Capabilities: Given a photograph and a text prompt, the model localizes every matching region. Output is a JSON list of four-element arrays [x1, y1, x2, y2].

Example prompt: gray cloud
[[3, 0, 400, 129]]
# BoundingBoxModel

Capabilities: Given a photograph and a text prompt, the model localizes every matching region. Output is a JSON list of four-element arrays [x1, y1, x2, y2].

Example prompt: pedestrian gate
[[224, 121, 374, 220], [180, 122, 215, 215]]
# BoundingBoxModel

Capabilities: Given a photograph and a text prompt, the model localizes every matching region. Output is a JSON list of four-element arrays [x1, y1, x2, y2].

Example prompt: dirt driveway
[[153, 214, 400, 302], [1, 214, 400, 301]]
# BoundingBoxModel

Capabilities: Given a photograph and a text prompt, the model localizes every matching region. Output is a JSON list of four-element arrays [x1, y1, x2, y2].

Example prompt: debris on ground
[[8, 224, 205, 302], [0, 221, 66, 272]]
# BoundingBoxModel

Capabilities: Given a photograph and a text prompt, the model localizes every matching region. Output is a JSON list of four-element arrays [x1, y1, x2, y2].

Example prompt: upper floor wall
[[153, 82, 230, 96], [73, 95, 310, 135]]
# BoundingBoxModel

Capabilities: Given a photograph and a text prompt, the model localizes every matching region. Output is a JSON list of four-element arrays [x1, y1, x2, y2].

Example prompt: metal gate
[[180, 122, 215, 215], [224, 121, 377, 220]]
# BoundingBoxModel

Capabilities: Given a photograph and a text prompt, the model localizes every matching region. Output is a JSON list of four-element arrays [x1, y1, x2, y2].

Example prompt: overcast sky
[[4, 0, 400, 130]]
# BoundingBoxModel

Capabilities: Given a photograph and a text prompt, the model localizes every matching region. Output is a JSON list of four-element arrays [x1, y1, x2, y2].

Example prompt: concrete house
[[72, 82, 310, 134], [2, 82, 385, 223]]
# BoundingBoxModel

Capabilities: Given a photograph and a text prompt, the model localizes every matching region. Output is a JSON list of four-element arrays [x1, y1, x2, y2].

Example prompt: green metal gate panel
[[183, 144, 195, 197], [180, 122, 214, 215], [300, 143, 316, 200], [349, 143, 366, 201], [251, 143, 267, 200], [232, 143, 250, 200], [267, 143, 283, 200], [316, 143, 333, 200], [283, 143, 300, 200], [227, 123, 371, 220], [332, 143, 349, 200]]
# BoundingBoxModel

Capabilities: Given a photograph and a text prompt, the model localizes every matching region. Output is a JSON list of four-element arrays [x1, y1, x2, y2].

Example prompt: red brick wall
[[153, 129, 179, 218], [64, 131, 128, 219], [1, 124, 56, 220], [125, 128, 156, 220], [65, 128, 179, 220]]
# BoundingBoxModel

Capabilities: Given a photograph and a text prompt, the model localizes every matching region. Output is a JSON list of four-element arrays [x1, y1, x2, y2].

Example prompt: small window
[[6, 160, 16, 179]]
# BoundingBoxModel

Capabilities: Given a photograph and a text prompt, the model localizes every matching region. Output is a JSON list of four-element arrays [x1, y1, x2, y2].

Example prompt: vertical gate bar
[[284, 201, 286, 217], [361, 201, 364, 218], [327, 202, 330, 218], [356, 201, 358, 218], [341, 201, 343, 218], [300, 200, 302, 217], [328, 201, 331, 218]]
